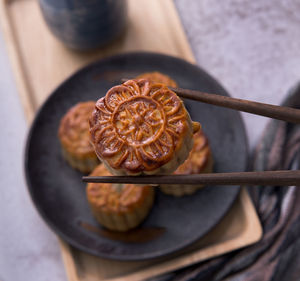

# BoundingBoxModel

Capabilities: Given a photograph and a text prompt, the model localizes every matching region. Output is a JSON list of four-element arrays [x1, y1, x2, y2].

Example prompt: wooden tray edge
[[0, 0, 35, 122]]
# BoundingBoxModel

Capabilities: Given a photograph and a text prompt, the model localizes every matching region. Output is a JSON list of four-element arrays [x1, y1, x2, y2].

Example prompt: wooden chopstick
[[82, 170, 300, 186], [169, 87, 300, 124], [120, 79, 300, 123]]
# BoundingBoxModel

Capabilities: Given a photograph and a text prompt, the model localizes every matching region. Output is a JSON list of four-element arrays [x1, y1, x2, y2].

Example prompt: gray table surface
[[1, 0, 300, 280]]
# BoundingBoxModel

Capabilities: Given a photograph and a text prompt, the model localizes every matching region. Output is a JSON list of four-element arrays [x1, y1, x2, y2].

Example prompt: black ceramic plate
[[25, 52, 248, 261]]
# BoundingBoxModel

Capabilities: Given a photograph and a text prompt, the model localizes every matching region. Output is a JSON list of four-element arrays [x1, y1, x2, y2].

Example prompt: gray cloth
[[151, 82, 300, 281]]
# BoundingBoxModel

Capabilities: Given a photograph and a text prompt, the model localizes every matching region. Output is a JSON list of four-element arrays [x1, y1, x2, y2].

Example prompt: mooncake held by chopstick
[[89, 79, 200, 175]]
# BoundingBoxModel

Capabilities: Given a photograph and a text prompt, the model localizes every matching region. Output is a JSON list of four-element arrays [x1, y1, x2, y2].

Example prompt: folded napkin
[[152, 83, 300, 281]]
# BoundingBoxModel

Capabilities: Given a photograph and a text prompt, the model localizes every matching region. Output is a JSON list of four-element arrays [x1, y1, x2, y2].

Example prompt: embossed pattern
[[90, 79, 195, 175]]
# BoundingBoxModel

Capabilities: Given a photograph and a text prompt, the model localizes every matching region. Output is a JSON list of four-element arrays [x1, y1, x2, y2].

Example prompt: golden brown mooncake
[[89, 79, 200, 175], [135, 71, 178, 87], [86, 164, 155, 232], [58, 101, 99, 173], [160, 130, 214, 197]]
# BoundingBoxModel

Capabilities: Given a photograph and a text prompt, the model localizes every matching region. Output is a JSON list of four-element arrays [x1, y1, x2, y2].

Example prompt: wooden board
[[0, 0, 263, 280]]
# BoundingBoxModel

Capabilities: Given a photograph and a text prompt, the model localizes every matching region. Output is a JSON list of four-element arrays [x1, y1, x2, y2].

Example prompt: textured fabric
[[151, 83, 300, 281]]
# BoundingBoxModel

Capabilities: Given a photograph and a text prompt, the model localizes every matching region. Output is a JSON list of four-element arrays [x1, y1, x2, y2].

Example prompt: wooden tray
[[0, 0, 262, 280]]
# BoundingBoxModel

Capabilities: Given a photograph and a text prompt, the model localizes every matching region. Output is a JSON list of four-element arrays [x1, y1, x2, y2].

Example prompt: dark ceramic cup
[[39, 0, 127, 50]]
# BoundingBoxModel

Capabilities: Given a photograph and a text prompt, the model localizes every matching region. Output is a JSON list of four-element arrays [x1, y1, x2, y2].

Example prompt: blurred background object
[[39, 0, 127, 50]]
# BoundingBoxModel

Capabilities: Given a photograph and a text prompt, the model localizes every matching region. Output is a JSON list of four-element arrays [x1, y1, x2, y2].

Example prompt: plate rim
[[24, 51, 248, 261]]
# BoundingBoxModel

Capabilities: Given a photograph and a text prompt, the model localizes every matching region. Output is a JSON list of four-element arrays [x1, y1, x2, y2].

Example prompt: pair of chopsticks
[[82, 170, 300, 186], [83, 85, 300, 186]]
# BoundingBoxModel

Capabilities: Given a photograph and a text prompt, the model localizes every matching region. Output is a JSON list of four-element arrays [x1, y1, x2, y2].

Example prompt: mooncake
[[86, 164, 155, 231], [89, 79, 200, 175], [58, 101, 99, 173], [135, 71, 178, 87], [160, 130, 213, 196]]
